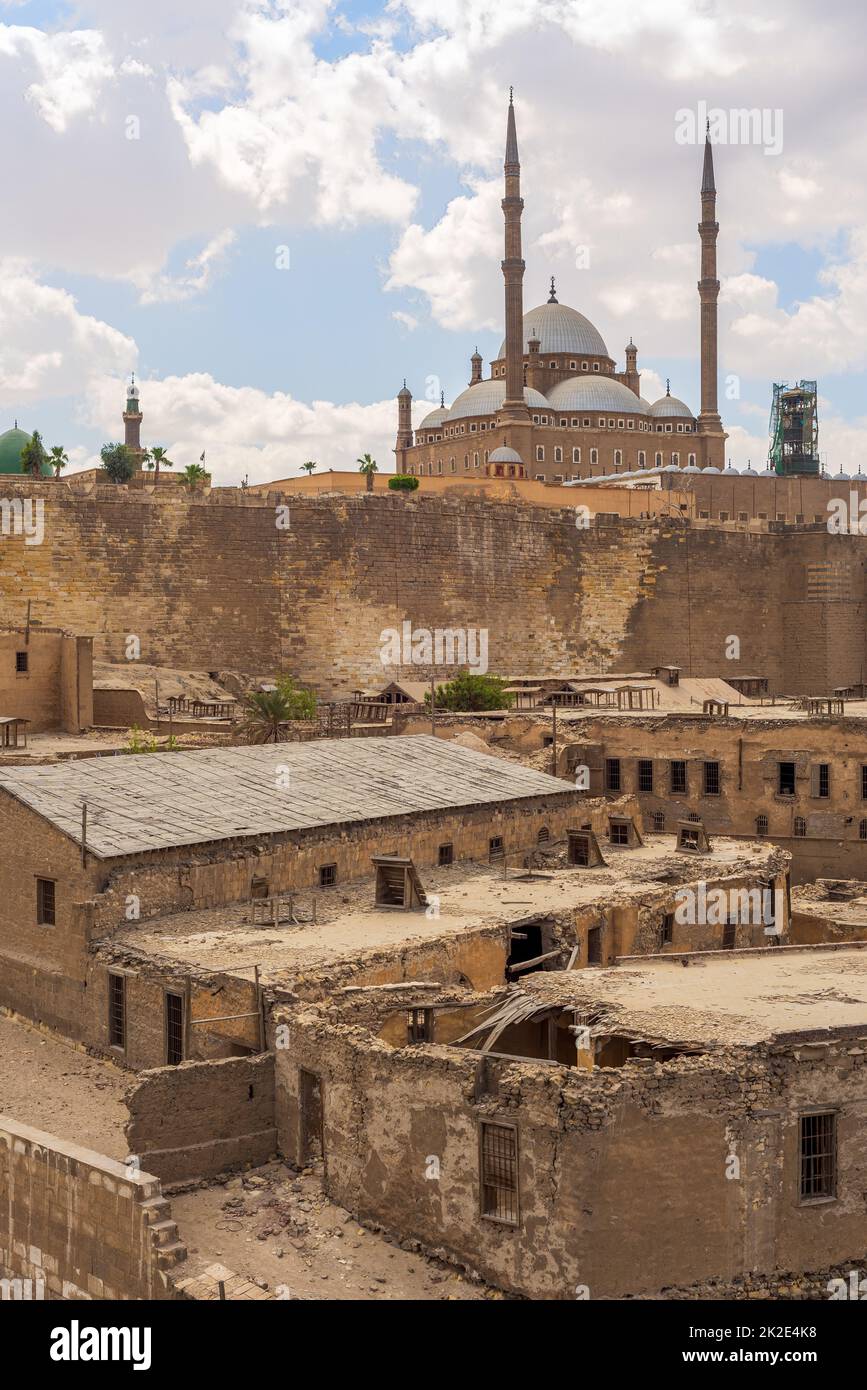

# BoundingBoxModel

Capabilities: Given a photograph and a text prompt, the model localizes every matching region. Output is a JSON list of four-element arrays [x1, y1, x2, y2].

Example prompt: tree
[[147, 446, 172, 479], [301, 460, 317, 476], [20, 431, 48, 478], [180, 463, 210, 490], [238, 676, 316, 744], [357, 453, 378, 492], [425, 672, 514, 712], [99, 443, 135, 484], [388, 474, 419, 492], [48, 445, 69, 478]]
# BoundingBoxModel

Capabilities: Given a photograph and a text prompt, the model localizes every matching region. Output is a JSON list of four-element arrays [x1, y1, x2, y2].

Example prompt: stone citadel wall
[[1, 480, 863, 696]]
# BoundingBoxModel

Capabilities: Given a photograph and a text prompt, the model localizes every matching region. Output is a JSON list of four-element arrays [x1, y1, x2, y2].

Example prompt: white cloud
[[391, 310, 419, 331], [133, 229, 238, 305], [0, 24, 114, 132], [0, 260, 135, 406]]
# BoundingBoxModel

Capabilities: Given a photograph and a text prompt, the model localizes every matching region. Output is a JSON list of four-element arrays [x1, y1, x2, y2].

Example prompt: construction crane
[[768, 380, 820, 475]]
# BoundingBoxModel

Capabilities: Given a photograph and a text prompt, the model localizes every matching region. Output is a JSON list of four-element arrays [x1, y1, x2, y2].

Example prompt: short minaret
[[624, 338, 640, 396], [395, 380, 413, 468], [500, 91, 529, 423], [697, 123, 726, 461], [123, 374, 143, 457], [470, 347, 483, 385]]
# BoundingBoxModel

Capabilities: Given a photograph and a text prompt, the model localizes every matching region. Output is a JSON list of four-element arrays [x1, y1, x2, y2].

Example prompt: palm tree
[[149, 446, 172, 479], [238, 688, 296, 743], [357, 453, 378, 492], [20, 430, 48, 478], [180, 463, 209, 491], [48, 445, 68, 478], [301, 460, 317, 476]]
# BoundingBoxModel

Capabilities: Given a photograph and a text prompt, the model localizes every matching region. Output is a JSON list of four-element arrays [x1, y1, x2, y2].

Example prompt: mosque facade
[[394, 97, 727, 483]]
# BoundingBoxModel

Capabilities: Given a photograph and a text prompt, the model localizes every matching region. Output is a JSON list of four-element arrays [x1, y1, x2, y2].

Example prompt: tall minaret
[[697, 123, 726, 463], [395, 380, 413, 469], [123, 373, 143, 457], [500, 91, 529, 424]]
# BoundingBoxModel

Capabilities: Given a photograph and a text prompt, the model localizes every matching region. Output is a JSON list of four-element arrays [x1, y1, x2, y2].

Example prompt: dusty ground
[[172, 1160, 497, 1301], [0, 1014, 129, 1158]]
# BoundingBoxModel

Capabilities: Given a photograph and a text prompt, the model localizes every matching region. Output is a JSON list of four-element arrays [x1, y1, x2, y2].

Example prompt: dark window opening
[[703, 762, 720, 796], [508, 922, 543, 972], [108, 973, 126, 1050], [862, 765, 867, 800], [861, 819, 867, 842], [609, 820, 629, 846], [814, 764, 830, 799], [407, 1006, 434, 1043], [778, 762, 796, 796], [660, 913, 674, 946], [723, 922, 737, 949], [165, 992, 184, 1065], [250, 875, 269, 899], [800, 1112, 836, 1201], [652, 810, 665, 833], [587, 924, 603, 964], [605, 758, 621, 792], [670, 760, 687, 794], [794, 817, 807, 838], [569, 834, 590, 866], [480, 1122, 519, 1225], [36, 877, 56, 926], [489, 836, 504, 861], [756, 815, 768, 836], [637, 759, 654, 793], [318, 864, 337, 888], [537, 826, 549, 844], [15, 651, 28, 673], [438, 843, 454, 866]]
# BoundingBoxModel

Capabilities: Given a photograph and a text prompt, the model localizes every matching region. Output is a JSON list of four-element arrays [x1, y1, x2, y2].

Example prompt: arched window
[[793, 817, 806, 837], [756, 815, 768, 836], [537, 827, 549, 844], [652, 810, 665, 833]]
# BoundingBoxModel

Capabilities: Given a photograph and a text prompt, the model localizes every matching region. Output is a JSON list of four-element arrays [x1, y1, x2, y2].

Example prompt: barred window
[[794, 817, 807, 838], [637, 759, 653, 792], [799, 1112, 836, 1201], [703, 761, 720, 796], [755, 815, 768, 836], [480, 1121, 519, 1224]]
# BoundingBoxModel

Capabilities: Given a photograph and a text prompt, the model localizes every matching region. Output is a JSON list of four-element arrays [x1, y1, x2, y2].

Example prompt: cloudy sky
[[0, 0, 865, 483]]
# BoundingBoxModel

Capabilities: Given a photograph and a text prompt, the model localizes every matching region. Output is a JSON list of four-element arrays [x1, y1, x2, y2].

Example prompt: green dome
[[0, 426, 53, 477]]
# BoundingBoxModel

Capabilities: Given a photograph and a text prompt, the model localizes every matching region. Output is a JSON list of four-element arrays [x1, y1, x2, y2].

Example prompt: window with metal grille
[[604, 758, 621, 792], [438, 843, 454, 866], [480, 1122, 519, 1224], [703, 761, 720, 796], [36, 877, 55, 926], [861, 820, 867, 842], [15, 651, 28, 673], [537, 826, 549, 844], [794, 817, 807, 838], [637, 759, 653, 792], [755, 815, 768, 836], [799, 1112, 836, 1201], [488, 836, 504, 861], [108, 973, 126, 1050], [570, 834, 590, 866], [407, 1007, 434, 1044], [652, 810, 665, 833], [165, 992, 184, 1065], [318, 864, 337, 887], [670, 760, 687, 794], [609, 820, 629, 846], [813, 764, 830, 799]]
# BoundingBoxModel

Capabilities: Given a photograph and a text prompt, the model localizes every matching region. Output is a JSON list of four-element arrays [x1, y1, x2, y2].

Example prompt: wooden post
[[25, 599, 31, 645], [81, 802, 87, 867], [154, 679, 160, 731], [430, 674, 436, 738], [552, 702, 558, 777]]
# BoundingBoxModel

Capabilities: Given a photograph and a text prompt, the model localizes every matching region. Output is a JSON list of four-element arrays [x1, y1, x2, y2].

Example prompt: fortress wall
[[0, 482, 862, 697]]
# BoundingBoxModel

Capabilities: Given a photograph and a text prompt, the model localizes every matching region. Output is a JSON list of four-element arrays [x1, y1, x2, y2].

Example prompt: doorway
[[299, 1069, 324, 1166]]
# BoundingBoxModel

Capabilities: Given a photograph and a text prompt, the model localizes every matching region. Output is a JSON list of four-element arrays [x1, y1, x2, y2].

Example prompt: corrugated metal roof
[[0, 736, 573, 860]]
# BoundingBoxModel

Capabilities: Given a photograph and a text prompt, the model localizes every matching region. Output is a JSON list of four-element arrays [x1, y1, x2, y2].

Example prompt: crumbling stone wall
[[0, 481, 861, 696], [0, 1114, 183, 1299], [125, 1054, 276, 1183], [272, 1008, 867, 1300]]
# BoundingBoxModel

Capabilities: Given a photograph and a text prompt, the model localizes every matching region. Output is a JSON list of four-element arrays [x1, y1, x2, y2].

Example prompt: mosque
[[394, 95, 727, 482], [0, 423, 53, 477]]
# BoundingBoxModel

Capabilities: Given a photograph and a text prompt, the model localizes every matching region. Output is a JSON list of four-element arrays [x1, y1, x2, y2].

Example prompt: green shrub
[[425, 673, 513, 712], [388, 474, 419, 492]]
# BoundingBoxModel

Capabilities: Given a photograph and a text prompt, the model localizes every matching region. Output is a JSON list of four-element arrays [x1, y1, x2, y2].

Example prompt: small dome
[[837, 471, 852, 482], [547, 376, 648, 415], [417, 405, 449, 431], [702, 466, 721, 474], [682, 463, 701, 474], [0, 426, 52, 477], [498, 301, 609, 359], [488, 446, 524, 464], [758, 466, 776, 477], [650, 394, 694, 419], [742, 465, 758, 477], [853, 469, 867, 482], [722, 464, 739, 476], [445, 380, 549, 422]]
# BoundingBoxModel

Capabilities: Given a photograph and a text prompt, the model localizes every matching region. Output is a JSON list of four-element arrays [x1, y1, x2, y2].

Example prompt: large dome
[[547, 377, 648, 415], [0, 426, 52, 476], [650, 394, 694, 419], [445, 380, 549, 422], [498, 302, 609, 359], [417, 404, 449, 431]]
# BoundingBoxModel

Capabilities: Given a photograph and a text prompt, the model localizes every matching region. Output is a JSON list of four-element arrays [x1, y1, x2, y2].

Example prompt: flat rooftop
[[521, 946, 867, 1046], [107, 834, 780, 985], [792, 881, 867, 927], [0, 736, 573, 859]]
